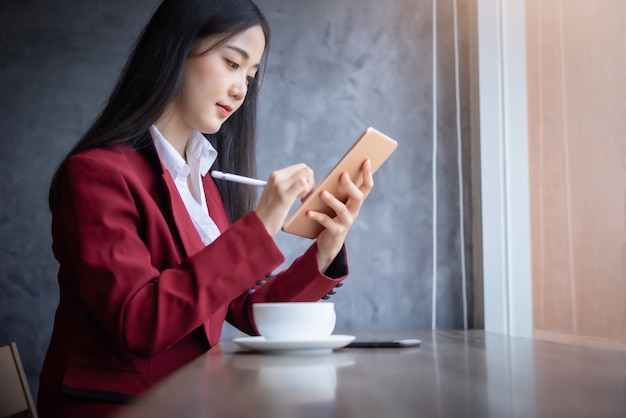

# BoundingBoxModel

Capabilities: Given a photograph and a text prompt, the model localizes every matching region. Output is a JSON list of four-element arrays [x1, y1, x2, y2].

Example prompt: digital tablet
[[281, 127, 398, 238]]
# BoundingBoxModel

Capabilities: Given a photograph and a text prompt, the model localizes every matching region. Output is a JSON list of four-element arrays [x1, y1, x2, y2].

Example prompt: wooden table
[[114, 331, 626, 418]]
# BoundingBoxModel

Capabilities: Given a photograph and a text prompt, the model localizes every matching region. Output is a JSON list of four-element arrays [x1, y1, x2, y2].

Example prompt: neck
[[155, 105, 192, 160]]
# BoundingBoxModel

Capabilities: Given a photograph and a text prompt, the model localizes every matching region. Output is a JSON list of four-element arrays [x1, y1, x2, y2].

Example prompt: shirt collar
[[186, 129, 218, 176], [150, 125, 217, 179]]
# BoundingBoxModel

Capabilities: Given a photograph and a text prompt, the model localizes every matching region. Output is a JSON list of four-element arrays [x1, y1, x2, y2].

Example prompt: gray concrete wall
[[0, 0, 474, 396]]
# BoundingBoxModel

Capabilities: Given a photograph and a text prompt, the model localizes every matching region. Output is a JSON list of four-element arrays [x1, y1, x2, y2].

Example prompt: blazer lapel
[[160, 171, 206, 258], [135, 138, 206, 258]]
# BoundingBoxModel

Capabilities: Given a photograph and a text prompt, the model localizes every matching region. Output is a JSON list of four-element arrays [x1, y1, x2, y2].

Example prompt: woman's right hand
[[254, 163, 314, 236]]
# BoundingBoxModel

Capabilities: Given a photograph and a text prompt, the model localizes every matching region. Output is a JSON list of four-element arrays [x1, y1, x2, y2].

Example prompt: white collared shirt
[[150, 125, 221, 245]]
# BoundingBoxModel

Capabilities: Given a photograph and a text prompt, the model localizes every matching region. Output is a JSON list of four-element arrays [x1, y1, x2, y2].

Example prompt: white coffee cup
[[252, 302, 336, 341]]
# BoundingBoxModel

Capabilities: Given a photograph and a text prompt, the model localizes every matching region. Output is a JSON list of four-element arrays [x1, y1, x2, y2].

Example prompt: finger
[[267, 163, 309, 184], [291, 165, 314, 199], [268, 164, 313, 196], [306, 209, 347, 235], [338, 173, 364, 212], [296, 165, 315, 196], [360, 159, 374, 196], [320, 190, 352, 222], [283, 162, 309, 174], [288, 175, 313, 200]]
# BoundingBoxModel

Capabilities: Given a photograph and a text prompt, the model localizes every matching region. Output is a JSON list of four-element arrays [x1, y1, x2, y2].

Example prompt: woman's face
[[177, 25, 266, 134]]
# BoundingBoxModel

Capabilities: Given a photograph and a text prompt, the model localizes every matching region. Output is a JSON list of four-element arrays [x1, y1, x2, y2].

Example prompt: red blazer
[[38, 142, 348, 417]]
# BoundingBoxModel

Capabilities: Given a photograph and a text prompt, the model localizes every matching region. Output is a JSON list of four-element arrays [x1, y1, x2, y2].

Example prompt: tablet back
[[282, 127, 398, 238]]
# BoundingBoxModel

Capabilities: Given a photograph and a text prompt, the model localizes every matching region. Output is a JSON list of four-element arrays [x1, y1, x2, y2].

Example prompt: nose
[[229, 74, 248, 101]]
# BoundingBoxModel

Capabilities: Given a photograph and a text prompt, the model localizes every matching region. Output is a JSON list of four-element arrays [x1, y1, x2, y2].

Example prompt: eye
[[246, 75, 257, 86], [225, 59, 240, 70]]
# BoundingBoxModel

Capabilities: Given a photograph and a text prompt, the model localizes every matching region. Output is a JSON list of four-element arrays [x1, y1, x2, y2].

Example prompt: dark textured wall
[[0, 0, 473, 396]]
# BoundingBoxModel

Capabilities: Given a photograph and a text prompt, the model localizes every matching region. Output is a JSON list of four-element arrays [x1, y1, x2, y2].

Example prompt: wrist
[[253, 209, 280, 236], [315, 245, 338, 274]]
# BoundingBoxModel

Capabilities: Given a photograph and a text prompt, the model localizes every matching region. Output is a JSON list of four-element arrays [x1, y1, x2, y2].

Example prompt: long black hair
[[48, 0, 270, 223]]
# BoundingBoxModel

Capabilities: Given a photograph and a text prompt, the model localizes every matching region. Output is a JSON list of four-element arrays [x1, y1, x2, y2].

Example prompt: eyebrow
[[226, 46, 260, 69]]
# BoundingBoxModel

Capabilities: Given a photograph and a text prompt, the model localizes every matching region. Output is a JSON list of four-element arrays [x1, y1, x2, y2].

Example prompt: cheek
[[182, 65, 218, 111]]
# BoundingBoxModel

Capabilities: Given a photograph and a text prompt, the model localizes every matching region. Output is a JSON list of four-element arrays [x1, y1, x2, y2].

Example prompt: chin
[[198, 121, 224, 135]]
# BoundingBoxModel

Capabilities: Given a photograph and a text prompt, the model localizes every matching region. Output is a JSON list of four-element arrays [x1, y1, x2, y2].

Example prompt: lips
[[217, 103, 233, 117]]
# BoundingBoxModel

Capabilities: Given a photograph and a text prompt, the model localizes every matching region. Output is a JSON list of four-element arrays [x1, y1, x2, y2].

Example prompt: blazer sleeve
[[225, 241, 349, 336], [56, 154, 287, 358]]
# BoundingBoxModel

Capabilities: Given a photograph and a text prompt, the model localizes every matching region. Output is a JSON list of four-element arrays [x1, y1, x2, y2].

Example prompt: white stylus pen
[[210, 170, 267, 187]]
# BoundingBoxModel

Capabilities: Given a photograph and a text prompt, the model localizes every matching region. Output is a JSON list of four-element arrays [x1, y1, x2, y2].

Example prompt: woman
[[38, 0, 373, 416]]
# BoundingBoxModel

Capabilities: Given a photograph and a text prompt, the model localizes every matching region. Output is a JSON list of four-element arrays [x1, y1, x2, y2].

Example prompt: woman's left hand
[[307, 159, 373, 273]]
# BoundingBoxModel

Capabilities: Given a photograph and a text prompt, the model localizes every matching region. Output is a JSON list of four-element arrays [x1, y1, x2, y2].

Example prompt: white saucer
[[233, 335, 356, 354]]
